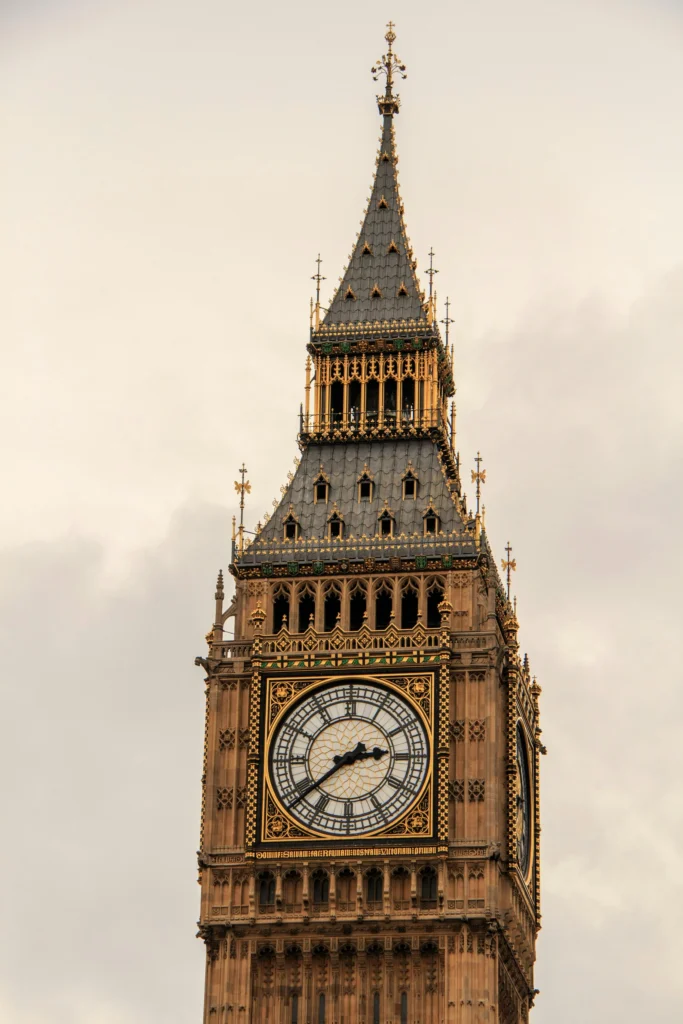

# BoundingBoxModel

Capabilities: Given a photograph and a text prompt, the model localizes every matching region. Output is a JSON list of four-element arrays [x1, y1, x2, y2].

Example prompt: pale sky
[[2, 1, 683, 1021]]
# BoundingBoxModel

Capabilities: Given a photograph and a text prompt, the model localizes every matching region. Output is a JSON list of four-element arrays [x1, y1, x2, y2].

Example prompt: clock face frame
[[260, 674, 434, 843], [515, 721, 532, 877]]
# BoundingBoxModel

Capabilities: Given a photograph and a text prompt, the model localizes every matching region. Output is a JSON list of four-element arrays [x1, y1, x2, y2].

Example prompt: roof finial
[[372, 21, 406, 117], [234, 463, 251, 556], [441, 295, 454, 346], [311, 254, 326, 329], [471, 451, 486, 515], [426, 248, 439, 301], [501, 541, 517, 601]]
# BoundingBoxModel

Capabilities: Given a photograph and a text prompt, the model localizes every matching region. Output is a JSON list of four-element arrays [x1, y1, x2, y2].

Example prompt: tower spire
[[323, 24, 424, 327]]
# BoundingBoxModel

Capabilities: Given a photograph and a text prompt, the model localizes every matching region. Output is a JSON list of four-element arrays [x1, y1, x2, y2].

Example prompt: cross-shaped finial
[[372, 23, 406, 115], [311, 254, 326, 305], [471, 451, 486, 515], [426, 247, 439, 300], [234, 463, 251, 556], [501, 541, 517, 601], [440, 295, 454, 346]]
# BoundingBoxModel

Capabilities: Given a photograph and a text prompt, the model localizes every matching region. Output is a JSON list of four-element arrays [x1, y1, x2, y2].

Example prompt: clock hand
[[287, 745, 360, 809], [287, 742, 389, 810]]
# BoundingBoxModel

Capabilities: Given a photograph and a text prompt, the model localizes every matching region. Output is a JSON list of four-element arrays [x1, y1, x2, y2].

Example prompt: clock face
[[269, 680, 429, 837], [515, 723, 531, 875]]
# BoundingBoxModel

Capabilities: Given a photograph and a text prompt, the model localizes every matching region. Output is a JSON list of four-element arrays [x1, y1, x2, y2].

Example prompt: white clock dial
[[269, 680, 429, 836]]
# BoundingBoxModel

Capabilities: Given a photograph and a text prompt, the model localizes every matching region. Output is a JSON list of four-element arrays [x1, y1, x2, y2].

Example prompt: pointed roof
[[323, 28, 426, 327]]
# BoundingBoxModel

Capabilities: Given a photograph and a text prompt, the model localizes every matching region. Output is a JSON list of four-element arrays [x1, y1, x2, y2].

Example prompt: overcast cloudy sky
[[2, 1, 683, 1021]]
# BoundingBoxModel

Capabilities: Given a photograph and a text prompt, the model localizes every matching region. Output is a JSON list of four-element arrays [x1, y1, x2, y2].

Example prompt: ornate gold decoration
[[249, 603, 266, 630]]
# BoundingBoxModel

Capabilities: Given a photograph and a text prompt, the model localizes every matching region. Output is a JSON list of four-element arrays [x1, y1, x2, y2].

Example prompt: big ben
[[195, 23, 542, 1024]]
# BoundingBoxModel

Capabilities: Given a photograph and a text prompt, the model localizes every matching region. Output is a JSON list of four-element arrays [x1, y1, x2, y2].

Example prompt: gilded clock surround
[[194, 24, 543, 1024], [259, 672, 435, 844]]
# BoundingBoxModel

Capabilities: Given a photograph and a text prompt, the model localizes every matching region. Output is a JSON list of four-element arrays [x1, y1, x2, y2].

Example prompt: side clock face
[[515, 723, 532, 875], [269, 680, 429, 836]]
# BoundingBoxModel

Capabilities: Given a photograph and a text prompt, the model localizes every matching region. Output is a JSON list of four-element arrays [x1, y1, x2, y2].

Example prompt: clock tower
[[195, 25, 542, 1024]]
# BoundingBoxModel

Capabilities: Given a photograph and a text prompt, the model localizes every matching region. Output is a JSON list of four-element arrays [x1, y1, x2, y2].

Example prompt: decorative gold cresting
[[371, 21, 406, 117]]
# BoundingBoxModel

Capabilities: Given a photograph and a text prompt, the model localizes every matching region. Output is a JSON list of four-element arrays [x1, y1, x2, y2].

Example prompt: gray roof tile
[[239, 439, 476, 567]]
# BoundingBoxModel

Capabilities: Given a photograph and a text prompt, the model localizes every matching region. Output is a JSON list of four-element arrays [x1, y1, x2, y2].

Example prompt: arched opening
[[401, 581, 419, 630], [427, 580, 445, 629], [336, 868, 356, 911], [314, 474, 329, 503], [297, 586, 316, 632], [328, 515, 344, 540], [419, 867, 437, 907], [318, 993, 326, 1024], [284, 516, 299, 541], [401, 378, 415, 422], [291, 994, 299, 1024], [258, 872, 275, 908], [373, 992, 381, 1024], [323, 586, 341, 632], [330, 381, 344, 424], [366, 380, 379, 426], [400, 992, 408, 1024], [311, 869, 329, 905], [384, 379, 397, 423], [282, 870, 302, 911], [378, 512, 394, 537], [365, 868, 383, 906], [424, 513, 439, 535], [349, 584, 367, 631], [391, 866, 411, 910], [375, 583, 393, 630], [348, 380, 361, 425], [273, 588, 290, 632]]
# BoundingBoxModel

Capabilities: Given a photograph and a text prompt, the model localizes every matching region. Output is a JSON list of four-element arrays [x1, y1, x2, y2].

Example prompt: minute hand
[[287, 742, 387, 810]]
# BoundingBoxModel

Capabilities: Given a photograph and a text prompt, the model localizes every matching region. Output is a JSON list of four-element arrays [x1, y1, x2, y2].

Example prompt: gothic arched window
[[373, 992, 381, 1024], [366, 868, 383, 904], [258, 872, 275, 907], [374, 581, 393, 629], [323, 585, 341, 632], [272, 585, 290, 632], [400, 992, 408, 1024], [420, 867, 437, 905], [297, 585, 316, 633], [349, 581, 367, 631], [400, 578, 419, 630], [426, 577, 445, 629], [311, 869, 329, 905], [318, 993, 326, 1024]]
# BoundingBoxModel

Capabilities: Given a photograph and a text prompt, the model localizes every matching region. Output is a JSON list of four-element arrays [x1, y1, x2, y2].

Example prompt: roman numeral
[[345, 701, 356, 718], [388, 726, 404, 737], [315, 794, 330, 812], [344, 801, 354, 818], [386, 775, 403, 789], [296, 778, 311, 794], [313, 698, 331, 723]]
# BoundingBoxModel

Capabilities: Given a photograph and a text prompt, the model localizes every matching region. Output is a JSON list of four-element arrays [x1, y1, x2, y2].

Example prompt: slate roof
[[238, 439, 477, 567], [323, 112, 426, 326]]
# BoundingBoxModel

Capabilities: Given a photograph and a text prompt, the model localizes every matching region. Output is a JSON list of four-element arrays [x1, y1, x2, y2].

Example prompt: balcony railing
[[301, 407, 447, 438]]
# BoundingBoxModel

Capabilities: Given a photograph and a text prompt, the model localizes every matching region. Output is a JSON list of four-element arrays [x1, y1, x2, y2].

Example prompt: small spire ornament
[[471, 452, 486, 515], [234, 463, 251, 556], [501, 541, 517, 601]]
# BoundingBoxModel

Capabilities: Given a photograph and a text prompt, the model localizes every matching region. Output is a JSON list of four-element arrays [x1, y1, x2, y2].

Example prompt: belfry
[[196, 24, 542, 1024]]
